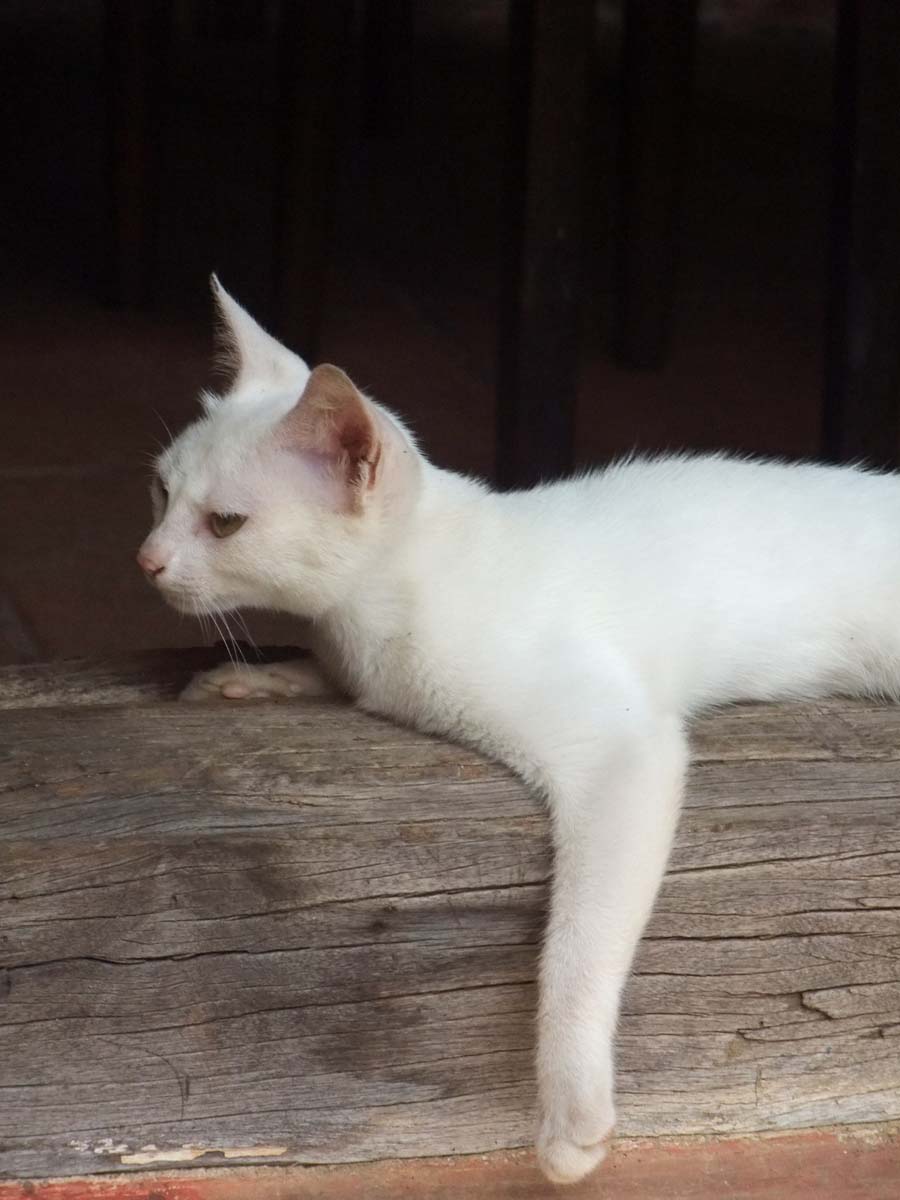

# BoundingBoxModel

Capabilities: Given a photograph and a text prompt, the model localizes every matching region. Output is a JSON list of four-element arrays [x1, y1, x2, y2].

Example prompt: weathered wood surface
[[0, 647, 287, 710], [1, 653, 899, 1179]]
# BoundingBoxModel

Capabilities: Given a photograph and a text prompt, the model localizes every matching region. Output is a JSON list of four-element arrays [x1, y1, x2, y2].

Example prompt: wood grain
[[1, 653, 898, 1179]]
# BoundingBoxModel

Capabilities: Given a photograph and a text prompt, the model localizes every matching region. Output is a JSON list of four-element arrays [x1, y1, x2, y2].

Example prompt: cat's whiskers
[[196, 606, 211, 646], [193, 590, 249, 675], [143, 433, 171, 465], [152, 409, 175, 444], [218, 610, 249, 669], [190, 594, 243, 674], [206, 608, 239, 672], [232, 610, 262, 659], [189, 597, 211, 646]]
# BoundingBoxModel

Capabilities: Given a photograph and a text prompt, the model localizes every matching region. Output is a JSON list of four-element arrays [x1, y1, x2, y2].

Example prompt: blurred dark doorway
[[0, 1, 850, 662]]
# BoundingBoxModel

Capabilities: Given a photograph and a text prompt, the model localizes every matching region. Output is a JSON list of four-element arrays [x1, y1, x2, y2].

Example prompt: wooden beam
[[104, 0, 173, 307], [1, 654, 899, 1179], [615, 0, 697, 370], [271, 0, 352, 361], [361, 0, 414, 142], [497, 0, 594, 488], [824, 0, 900, 466]]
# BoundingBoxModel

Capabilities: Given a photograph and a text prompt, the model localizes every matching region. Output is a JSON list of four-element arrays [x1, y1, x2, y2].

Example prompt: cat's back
[[366, 452, 900, 731], [415, 452, 900, 617], [495, 452, 900, 707], [505, 450, 897, 522], [447, 454, 900, 693], [498, 452, 900, 566]]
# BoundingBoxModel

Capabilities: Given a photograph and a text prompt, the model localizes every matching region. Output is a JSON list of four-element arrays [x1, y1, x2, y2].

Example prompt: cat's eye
[[209, 512, 247, 539], [151, 478, 168, 513]]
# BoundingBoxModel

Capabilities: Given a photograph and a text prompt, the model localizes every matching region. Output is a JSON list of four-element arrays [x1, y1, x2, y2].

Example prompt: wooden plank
[[0, 659, 899, 1178], [496, 0, 594, 488]]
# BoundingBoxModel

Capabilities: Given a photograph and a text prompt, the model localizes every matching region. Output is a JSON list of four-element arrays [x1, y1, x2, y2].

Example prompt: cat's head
[[137, 277, 422, 621]]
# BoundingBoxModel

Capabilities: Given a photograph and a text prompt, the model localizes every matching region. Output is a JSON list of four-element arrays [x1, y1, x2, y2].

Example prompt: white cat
[[139, 279, 900, 1184]]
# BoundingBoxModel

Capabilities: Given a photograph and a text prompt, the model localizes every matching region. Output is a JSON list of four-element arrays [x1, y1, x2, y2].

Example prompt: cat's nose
[[137, 547, 166, 578]]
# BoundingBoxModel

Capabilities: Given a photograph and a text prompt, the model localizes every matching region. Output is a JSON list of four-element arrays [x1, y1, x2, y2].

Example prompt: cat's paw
[[536, 1099, 615, 1184], [180, 659, 333, 702]]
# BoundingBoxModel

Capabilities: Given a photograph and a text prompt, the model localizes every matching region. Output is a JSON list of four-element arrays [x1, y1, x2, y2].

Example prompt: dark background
[[0, 1, 843, 662]]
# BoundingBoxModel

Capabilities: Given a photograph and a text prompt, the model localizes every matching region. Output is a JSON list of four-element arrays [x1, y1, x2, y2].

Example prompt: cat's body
[[140, 282, 900, 1184], [312, 452, 900, 737]]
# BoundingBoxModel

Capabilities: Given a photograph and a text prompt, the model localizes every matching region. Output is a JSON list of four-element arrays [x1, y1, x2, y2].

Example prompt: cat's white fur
[[140, 281, 900, 1184]]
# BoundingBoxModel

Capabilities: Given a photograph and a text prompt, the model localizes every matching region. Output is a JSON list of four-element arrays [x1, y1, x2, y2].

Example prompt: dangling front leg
[[535, 709, 688, 1183]]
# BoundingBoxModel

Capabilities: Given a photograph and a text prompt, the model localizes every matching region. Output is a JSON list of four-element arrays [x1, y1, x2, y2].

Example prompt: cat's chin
[[161, 588, 236, 618], [159, 590, 197, 615]]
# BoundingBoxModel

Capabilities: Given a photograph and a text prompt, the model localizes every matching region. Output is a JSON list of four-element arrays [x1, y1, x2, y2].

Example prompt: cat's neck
[[309, 463, 493, 672]]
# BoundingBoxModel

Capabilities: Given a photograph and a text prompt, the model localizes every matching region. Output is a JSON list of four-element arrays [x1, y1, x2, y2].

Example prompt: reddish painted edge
[[2, 1126, 899, 1200]]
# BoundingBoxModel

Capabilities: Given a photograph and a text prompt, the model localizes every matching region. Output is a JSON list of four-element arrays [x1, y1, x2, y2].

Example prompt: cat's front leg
[[180, 656, 337, 702], [535, 708, 687, 1184]]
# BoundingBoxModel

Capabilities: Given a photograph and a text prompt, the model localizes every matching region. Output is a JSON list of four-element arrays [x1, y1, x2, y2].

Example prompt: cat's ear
[[210, 274, 310, 395], [281, 364, 382, 504]]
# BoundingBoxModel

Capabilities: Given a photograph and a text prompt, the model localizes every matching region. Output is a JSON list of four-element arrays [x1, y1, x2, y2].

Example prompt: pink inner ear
[[337, 411, 375, 463], [281, 364, 381, 494]]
